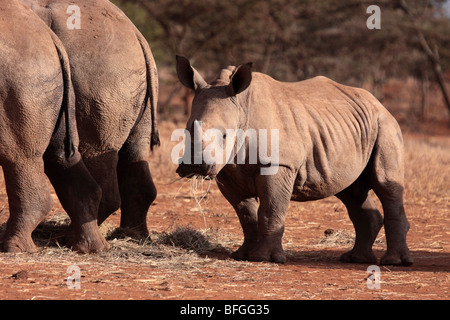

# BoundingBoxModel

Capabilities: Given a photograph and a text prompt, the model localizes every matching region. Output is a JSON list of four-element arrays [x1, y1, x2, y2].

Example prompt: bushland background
[[115, 0, 450, 125]]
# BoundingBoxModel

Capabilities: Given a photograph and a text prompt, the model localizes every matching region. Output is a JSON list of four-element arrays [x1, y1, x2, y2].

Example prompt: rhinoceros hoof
[[231, 248, 249, 261], [248, 248, 286, 264], [65, 227, 110, 254], [230, 240, 258, 261], [2, 236, 37, 253], [380, 251, 413, 266], [231, 246, 286, 263], [339, 249, 378, 264], [69, 237, 110, 254]]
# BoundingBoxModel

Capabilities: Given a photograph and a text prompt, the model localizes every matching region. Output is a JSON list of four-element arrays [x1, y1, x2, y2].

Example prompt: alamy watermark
[[171, 120, 279, 175], [67, 5, 81, 30], [366, 5, 381, 29], [67, 265, 81, 289], [366, 265, 381, 289]]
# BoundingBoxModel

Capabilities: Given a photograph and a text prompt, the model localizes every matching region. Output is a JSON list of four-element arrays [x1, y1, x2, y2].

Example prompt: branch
[[397, 0, 450, 117]]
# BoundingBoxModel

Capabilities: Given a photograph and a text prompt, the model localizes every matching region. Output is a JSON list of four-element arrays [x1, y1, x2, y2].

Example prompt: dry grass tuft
[[314, 228, 386, 248], [106, 227, 148, 243], [191, 175, 212, 204], [157, 226, 228, 254], [1, 209, 231, 269], [103, 225, 231, 270], [32, 213, 70, 247], [190, 175, 213, 228], [317, 229, 355, 247]]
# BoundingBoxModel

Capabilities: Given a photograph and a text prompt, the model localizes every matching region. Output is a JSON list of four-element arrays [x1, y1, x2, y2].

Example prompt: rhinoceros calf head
[[175, 55, 253, 178]]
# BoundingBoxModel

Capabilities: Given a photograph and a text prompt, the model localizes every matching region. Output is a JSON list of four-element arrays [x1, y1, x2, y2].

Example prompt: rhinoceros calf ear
[[229, 62, 253, 95], [176, 55, 207, 91]]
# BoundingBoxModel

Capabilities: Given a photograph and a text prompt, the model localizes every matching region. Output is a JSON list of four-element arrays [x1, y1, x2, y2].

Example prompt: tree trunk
[[420, 74, 429, 120], [398, 0, 450, 119]]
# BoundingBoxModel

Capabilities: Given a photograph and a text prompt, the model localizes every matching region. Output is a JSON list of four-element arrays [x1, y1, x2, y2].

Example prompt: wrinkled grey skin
[[0, 0, 108, 253], [21, 0, 160, 243], [176, 55, 413, 266]]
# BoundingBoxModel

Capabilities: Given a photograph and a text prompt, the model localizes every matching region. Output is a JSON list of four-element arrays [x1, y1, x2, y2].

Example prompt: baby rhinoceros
[[175, 55, 413, 266]]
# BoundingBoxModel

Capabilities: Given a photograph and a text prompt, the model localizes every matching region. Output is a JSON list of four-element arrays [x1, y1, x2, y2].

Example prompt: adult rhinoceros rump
[[0, 0, 108, 253], [22, 0, 159, 237], [176, 55, 413, 266]]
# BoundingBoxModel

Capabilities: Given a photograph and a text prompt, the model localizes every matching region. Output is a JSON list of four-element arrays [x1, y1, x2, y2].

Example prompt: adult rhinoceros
[[0, 0, 108, 253], [21, 0, 159, 241], [175, 55, 413, 266]]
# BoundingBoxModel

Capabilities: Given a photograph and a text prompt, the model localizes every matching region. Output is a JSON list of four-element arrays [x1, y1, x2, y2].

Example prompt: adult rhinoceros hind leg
[[117, 132, 156, 238], [44, 152, 110, 254], [336, 182, 383, 264], [83, 151, 121, 227], [1, 159, 52, 253]]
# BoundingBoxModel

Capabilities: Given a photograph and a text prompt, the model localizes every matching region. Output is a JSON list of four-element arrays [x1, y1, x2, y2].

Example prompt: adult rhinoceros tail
[[50, 32, 75, 159], [135, 29, 160, 151]]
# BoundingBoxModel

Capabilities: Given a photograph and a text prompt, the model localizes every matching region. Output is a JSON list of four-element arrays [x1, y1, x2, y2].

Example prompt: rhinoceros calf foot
[[249, 243, 286, 264], [231, 247, 249, 261], [339, 249, 378, 264], [248, 249, 286, 264], [2, 235, 37, 253], [230, 240, 257, 261], [231, 242, 286, 264]]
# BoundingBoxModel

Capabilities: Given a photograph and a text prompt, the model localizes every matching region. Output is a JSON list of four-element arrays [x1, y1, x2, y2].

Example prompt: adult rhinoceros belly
[[288, 77, 380, 201]]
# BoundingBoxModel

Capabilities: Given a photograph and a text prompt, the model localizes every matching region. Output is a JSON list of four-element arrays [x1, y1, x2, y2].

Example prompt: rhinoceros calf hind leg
[[336, 185, 383, 264], [374, 188, 413, 266], [371, 115, 413, 266], [1, 159, 52, 253]]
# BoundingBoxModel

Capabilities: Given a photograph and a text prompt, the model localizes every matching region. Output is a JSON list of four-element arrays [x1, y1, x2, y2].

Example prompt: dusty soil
[[0, 119, 449, 301]]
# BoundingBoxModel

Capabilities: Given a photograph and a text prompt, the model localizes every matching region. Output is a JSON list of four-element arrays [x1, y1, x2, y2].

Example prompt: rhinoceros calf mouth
[[176, 163, 217, 179]]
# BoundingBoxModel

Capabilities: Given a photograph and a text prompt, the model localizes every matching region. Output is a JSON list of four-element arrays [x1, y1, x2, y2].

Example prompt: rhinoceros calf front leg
[[249, 167, 296, 263], [336, 185, 383, 264], [229, 197, 259, 261], [216, 172, 258, 260]]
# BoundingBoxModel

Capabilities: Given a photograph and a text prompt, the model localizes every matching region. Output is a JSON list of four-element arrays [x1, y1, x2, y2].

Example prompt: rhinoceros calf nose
[[176, 162, 217, 178]]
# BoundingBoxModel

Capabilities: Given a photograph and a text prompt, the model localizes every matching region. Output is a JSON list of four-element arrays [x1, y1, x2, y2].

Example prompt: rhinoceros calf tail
[[134, 29, 160, 151], [49, 32, 75, 159]]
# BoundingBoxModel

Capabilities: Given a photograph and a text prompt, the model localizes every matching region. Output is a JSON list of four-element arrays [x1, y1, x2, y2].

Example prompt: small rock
[[324, 229, 335, 237], [12, 270, 28, 280]]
